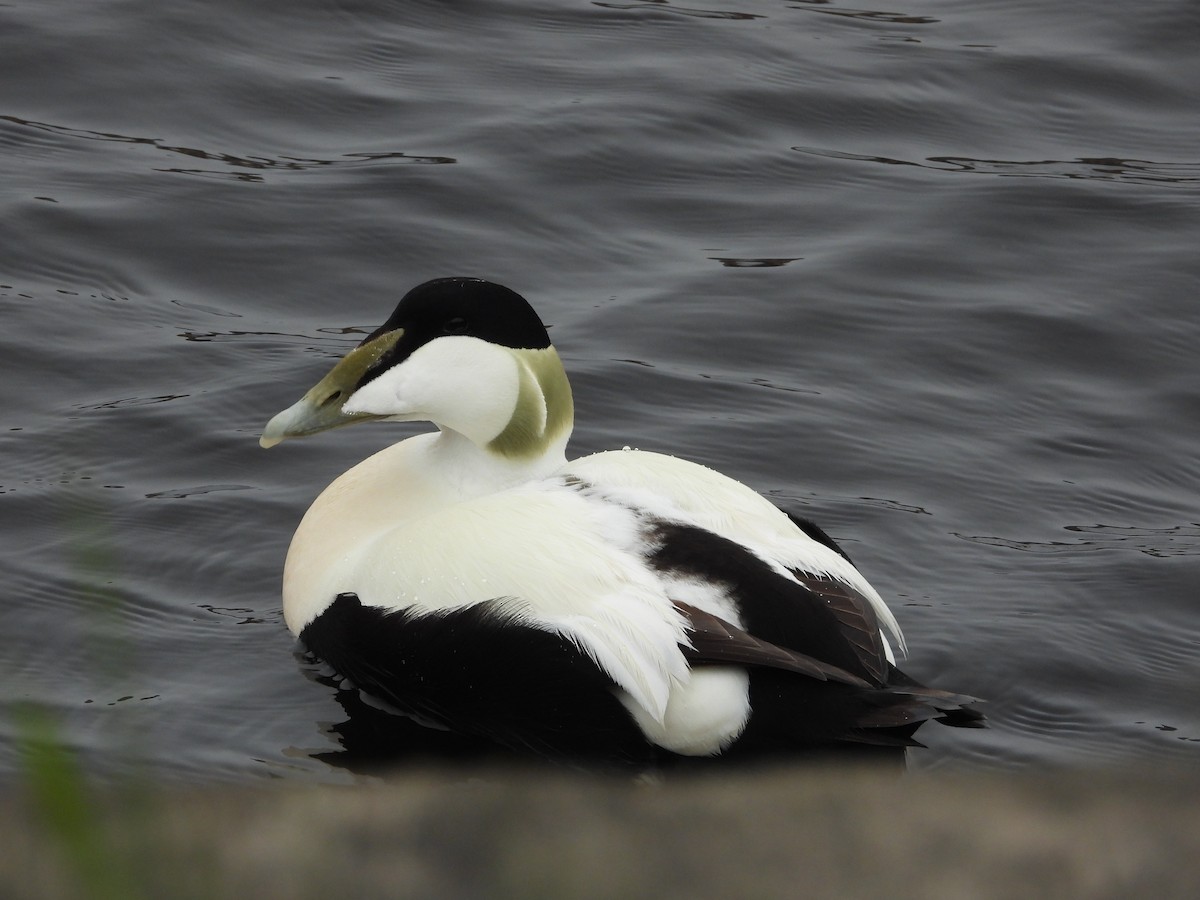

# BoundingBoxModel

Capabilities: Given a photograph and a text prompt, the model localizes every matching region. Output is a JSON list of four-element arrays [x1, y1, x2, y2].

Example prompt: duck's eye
[[443, 317, 469, 334]]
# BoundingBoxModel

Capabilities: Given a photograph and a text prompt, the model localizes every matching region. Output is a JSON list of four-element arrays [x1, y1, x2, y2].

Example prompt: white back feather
[[567, 449, 907, 656]]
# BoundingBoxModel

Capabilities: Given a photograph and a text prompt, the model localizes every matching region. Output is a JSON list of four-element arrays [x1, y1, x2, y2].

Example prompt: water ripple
[[788, 3, 939, 26], [592, 1, 765, 21], [955, 523, 1200, 557], [75, 394, 190, 411], [793, 146, 1200, 185], [0, 114, 456, 182], [178, 328, 367, 347], [709, 256, 803, 268], [146, 484, 253, 500]]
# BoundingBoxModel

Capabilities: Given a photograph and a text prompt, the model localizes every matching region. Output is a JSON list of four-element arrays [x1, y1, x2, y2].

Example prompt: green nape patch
[[488, 347, 573, 459]]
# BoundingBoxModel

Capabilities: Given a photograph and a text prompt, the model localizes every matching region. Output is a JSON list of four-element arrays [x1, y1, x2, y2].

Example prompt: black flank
[[300, 593, 657, 767]]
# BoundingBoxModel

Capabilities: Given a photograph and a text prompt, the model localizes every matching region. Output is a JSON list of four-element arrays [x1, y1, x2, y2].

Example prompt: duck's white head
[[260, 278, 573, 461]]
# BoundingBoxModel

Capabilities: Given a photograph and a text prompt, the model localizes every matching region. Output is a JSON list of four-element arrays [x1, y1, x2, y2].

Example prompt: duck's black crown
[[362, 277, 552, 352]]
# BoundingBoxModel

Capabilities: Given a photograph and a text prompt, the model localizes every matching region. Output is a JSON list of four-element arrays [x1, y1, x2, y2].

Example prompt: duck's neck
[[412, 345, 574, 498], [426, 345, 574, 497], [425, 425, 569, 499]]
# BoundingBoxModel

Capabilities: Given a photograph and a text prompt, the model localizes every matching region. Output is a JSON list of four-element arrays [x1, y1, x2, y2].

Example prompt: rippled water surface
[[2, 0, 1198, 782]]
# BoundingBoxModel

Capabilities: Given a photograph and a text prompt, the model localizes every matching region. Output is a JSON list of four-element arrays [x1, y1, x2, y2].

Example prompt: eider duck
[[262, 277, 983, 768]]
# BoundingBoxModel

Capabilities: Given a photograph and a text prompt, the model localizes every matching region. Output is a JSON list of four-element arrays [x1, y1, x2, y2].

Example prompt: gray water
[[2, 0, 1198, 783]]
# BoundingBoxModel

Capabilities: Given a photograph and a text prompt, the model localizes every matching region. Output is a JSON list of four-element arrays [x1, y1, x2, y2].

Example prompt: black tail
[[848, 664, 985, 744]]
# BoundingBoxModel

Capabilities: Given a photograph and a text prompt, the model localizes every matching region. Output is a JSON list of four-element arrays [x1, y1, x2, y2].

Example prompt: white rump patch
[[618, 666, 750, 756]]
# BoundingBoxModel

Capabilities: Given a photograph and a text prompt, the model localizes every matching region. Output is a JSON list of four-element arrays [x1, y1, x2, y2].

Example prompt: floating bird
[[261, 277, 982, 768]]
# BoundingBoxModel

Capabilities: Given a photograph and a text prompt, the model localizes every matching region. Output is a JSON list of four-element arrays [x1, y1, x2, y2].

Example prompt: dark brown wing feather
[[673, 601, 871, 688], [788, 570, 889, 685]]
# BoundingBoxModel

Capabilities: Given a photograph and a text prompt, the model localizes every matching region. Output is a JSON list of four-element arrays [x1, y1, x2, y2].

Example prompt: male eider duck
[[262, 277, 982, 768]]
